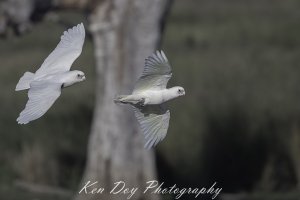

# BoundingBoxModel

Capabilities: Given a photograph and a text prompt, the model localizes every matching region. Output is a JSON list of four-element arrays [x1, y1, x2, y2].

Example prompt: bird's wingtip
[[16, 117, 28, 125], [160, 50, 168, 62], [79, 22, 84, 28], [78, 22, 85, 33]]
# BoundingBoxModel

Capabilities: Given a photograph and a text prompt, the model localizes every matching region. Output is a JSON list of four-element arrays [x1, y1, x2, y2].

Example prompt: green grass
[[0, 184, 70, 200]]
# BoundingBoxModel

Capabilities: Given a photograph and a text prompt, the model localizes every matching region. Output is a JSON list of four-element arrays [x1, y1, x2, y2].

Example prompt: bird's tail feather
[[114, 95, 140, 105], [16, 72, 34, 91], [114, 95, 129, 104]]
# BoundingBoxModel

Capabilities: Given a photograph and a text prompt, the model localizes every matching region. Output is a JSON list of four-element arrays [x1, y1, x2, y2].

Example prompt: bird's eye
[[77, 74, 81, 78], [178, 89, 182, 93]]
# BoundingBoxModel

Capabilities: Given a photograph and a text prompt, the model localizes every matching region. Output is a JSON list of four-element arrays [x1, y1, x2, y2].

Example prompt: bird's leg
[[137, 98, 146, 106]]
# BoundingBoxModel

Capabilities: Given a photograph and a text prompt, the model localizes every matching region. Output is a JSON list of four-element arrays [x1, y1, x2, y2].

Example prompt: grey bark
[[75, 0, 171, 200]]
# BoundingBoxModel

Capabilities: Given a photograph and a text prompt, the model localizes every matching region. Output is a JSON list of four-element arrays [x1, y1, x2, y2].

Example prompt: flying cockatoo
[[15, 23, 86, 124], [114, 50, 185, 149]]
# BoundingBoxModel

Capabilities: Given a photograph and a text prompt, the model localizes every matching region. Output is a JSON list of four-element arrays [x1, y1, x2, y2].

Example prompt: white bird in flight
[[114, 50, 185, 149], [16, 23, 86, 124]]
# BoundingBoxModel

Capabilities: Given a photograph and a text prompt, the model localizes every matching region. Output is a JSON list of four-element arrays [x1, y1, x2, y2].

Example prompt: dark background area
[[1, 0, 300, 199]]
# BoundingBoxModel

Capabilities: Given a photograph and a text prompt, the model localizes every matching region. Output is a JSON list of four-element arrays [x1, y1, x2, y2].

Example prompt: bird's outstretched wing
[[133, 50, 172, 94], [17, 81, 62, 124], [35, 23, 85, 77], [133, 105, 170, 149]]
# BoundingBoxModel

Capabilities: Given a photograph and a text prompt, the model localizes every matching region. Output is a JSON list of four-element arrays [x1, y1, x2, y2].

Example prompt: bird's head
[[171, 86, 185, 97], [176, 86, 185, 96], [73, 70, 86, 82], [62, 70, 86, 88]]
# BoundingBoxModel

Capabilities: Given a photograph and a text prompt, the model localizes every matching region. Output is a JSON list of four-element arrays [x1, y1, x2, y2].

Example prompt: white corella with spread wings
[[16, 23, 86, 124], [115, 50, 185, 149]]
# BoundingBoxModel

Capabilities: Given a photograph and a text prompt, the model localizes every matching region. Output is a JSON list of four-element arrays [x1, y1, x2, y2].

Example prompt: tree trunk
[[75, 0, 171, 200]]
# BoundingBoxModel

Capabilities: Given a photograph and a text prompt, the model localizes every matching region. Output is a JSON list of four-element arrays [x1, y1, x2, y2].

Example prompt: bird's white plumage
[[16, 23, 86, 124], [133, 51, 173, 148], [142, 50, 171, 77], [115, 50, 184, 149], [35, 23, 85, 77], [17, 81, 62, 124], [133, 50, 172, 94], [133, 105, 170, 149], [15, 72, 34, 91]]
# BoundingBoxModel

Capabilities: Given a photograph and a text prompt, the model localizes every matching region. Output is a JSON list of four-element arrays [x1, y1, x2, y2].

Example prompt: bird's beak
[[82, 75, 86, 80]]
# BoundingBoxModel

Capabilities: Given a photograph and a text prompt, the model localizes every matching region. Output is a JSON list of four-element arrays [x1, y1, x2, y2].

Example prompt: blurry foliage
[[13, 143, 58, 184], [1, 0, 300, 199], [0, 184, 67, 200], [158, 0, 300, 194]]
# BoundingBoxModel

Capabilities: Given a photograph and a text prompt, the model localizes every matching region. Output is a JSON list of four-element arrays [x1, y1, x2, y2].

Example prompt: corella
[[115, 50, 185, 149], [16, 23, 86, 124]]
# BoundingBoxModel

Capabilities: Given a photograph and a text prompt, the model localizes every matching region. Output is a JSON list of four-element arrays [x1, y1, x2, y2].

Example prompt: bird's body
[[24, 70, 80, 85], [135, 90, 166, 105], [16, 23, 86, 124], [118, 87, 183, 105], [115, 50, 185, 149], [33, 70, 85, 88]]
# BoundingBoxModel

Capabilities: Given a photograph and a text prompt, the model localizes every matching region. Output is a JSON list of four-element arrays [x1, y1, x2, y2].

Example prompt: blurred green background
[[1, 0, 300, 199]]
